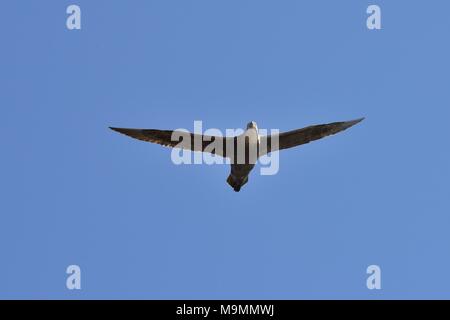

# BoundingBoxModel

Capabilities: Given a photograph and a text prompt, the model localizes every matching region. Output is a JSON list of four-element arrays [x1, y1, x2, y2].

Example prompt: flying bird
[[110, 118, 364, 192]]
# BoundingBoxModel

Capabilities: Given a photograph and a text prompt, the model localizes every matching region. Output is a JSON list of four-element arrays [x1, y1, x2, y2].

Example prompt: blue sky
[[1, 0, 450, 299]]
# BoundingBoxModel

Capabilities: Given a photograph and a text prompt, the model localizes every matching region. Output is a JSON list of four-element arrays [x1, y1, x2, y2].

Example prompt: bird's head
[[246, 121, 258, 130]]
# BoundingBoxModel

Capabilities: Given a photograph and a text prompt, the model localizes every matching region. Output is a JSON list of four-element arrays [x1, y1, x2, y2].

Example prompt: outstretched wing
[[261, 118, 364, 155], [110, 127, 229, 157]]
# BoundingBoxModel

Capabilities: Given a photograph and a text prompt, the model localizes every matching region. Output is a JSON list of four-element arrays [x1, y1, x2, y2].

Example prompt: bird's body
[[226, 122, 258, 191], [110, 118, 364, 192]]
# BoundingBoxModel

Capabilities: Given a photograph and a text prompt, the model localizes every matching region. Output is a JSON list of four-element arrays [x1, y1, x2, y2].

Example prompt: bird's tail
[[226, 174, 248, 192]]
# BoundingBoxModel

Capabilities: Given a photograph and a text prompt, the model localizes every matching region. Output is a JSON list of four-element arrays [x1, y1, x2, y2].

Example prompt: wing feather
[[110, 127, 228, 157], [261, 118, 364, 154]]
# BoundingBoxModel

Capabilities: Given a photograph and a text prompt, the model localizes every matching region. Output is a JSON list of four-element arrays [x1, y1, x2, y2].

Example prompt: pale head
[[246, 121, 258, 130]]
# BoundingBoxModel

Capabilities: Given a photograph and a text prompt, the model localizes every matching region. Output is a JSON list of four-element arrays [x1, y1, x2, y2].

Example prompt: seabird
[[110, 118, 364, 192]]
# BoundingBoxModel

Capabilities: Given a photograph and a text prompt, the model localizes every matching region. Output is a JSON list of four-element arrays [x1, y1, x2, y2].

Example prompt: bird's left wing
[[260, 118, 364, 155], [110, 127, 229, 157]]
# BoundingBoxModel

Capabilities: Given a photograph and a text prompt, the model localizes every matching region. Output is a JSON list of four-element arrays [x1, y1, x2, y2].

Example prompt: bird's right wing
[[110, 127, 230, 157], [260, 118, 364, 155]]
